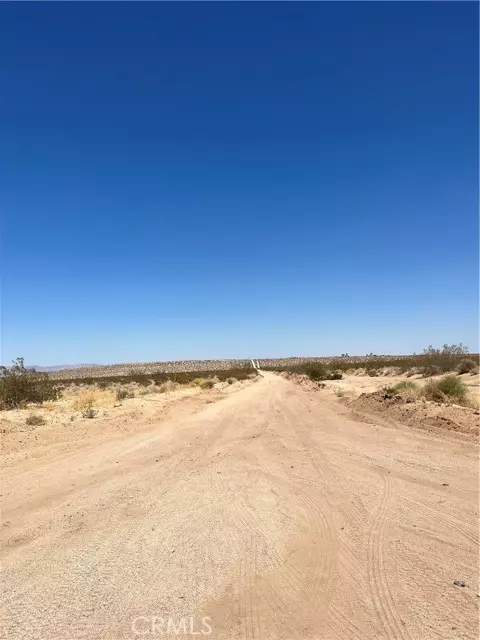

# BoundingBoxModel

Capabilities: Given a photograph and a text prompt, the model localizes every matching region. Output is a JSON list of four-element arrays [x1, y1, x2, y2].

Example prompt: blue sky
[[2, 2, 478, 365]]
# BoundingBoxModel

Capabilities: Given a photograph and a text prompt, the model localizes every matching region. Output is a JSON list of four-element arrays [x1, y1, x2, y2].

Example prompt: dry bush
[[387, 381, 420, 401], [298, 363, 326, 381], [72, 388, 114, 411], [421, 365, 442, 378], [159, 380, 177, 392], [406, 367, 421, 378], [226, 377, 237, 385], [116, 388, 135, 401], [422, 375, 468, 406], [198, 379, 214, 390], [26, 413, 46, 426], [381, 367, 403, 376], [82, 407, 98, 419], [138, 384, 158, 396], [456, 359, 477, 375], [327, 370, 343, 380]]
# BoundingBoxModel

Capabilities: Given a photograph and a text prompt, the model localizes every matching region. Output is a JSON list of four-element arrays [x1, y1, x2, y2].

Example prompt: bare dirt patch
[[347, 388, 480, 439], [0, 376, 258, 467]]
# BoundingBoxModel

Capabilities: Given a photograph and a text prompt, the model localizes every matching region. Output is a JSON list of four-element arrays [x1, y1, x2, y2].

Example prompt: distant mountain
[[29, 364, 100, 372]]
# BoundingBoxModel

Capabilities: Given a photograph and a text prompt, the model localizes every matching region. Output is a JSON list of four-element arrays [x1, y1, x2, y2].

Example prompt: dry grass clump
[[406, 367, 422, 378], [26, 413, 46, 426], [159, 380, 176, 392], [137, 383, 157, 397], [194, 378, 214, 390], [82, 407, 98, 419], [116, 387, 135, 401], [72, 388, 114, 411], [353, 368, 366, 376], [380, 367, 403, 376], [422, 365, 442, 378], [383, 380, 420, 401], [422, 375, 469, 406], [392, 380, 419, 394], [226, 377, 237, 385]]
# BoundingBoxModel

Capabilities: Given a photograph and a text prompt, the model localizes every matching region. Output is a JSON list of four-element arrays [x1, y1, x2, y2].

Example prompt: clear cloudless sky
[[1, 2, 478, 365]]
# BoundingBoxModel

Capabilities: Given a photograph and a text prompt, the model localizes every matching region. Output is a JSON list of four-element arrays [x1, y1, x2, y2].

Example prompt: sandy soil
[[2, 372, 478, 639], [312, 372, 480, 440]]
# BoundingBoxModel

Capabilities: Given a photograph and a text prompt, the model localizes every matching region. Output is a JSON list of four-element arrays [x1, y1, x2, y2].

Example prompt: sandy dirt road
[[2, 372, 478, 639]]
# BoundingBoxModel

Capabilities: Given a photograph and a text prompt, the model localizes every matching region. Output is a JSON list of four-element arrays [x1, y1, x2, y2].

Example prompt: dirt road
[[2, 373, 478, 639]]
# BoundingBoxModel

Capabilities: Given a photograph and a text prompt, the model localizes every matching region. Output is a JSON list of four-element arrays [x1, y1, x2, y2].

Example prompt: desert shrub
[[327, 370, 343, 380], [470, 367, 479, 376], [0, 358, 59, 410], [422, 375, 468, 405], [422, 365, 442, 378], [456, 359, 477, 375], [381, 366, 403, 376], [421, 344, 471, 373], [367, 369, 378, 377], [157, 380, 176, 393], [116, 388, 135, 401], [406, 367, 421, 378], [73, 390, 97, 411], [198, 379, 214, 390], [26, 413, 46, 426], [226, 377, 237, 385], [138, 384, 157, 396], [382, 386, 396, 395], [302, 364, 327, 381], [82, 407, 98, 419], [392, 380, 418, 393]]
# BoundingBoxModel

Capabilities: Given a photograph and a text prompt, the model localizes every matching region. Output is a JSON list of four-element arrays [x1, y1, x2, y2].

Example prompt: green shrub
[[26, 413, 46, 426], [392, 380, 418, 393], [422, 375, 468, 405], [199, 379, 214, 390], [0, 358, 59, 410], [456, 359, 477, 374]]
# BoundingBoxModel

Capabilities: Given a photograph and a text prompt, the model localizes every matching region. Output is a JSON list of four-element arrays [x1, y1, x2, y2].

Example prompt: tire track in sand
[[368, 475, 411, 640]]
